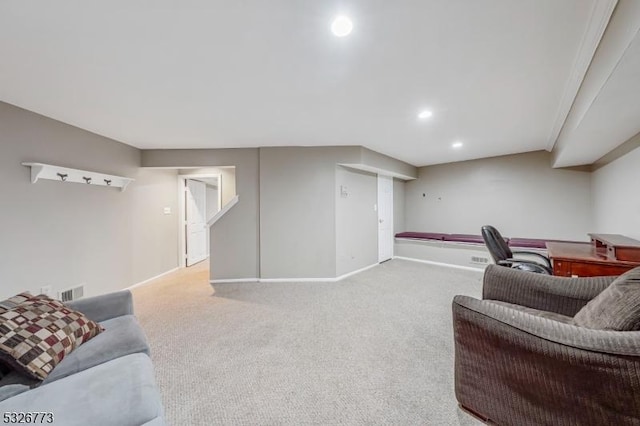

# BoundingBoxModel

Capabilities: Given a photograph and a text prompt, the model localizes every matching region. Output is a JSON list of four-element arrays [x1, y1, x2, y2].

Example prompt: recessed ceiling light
[[331, 16, 353, 37], [452, 141, 463, 149], [418, 110, 433, 120]]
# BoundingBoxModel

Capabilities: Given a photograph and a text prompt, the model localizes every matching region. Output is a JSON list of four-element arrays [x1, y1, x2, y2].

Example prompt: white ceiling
[[0, 1, 615, 167]]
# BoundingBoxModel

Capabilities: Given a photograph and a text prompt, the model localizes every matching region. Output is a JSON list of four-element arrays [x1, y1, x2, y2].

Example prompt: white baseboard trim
[[393, 256, 485, 273], [334, 262, 379, 281], [258, 277, 336, 283], [210, 278, 259, 284], [210, 263, 380, 285], [127, 267, 181, 290]]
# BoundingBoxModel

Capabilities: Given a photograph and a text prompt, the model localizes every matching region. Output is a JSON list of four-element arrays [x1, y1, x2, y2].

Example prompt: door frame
[[177, 173, 222, 268]]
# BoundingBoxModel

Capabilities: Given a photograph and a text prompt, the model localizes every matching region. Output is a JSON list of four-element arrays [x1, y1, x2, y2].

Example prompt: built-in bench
[[394, 232, 449, 241], [394, 232, 584, 270], [445, 234, 486, 245]]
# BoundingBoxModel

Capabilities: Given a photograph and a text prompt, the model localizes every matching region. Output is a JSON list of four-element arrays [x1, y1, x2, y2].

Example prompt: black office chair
[[481, 225, 552, 274]]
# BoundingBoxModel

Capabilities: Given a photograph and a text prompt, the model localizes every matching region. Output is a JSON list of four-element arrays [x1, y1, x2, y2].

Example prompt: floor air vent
[[471, 256, 489, 264], [59, 285, 84, 302]]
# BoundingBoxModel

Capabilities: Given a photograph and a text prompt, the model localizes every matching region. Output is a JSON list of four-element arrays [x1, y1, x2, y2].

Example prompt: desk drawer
[[569, 263, 631, 277], [552, 260, 570, 277], [616, 247, 640, 262]]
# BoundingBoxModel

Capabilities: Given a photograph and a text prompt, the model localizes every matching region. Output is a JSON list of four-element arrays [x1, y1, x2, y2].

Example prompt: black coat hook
[[104, 179, 112, 186], [83, 177, 92, 184], [57, 173, 68, 182]]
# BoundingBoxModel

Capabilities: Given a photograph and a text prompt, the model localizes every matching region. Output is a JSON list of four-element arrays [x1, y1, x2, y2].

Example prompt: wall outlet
[[40, 285, 53, 296]]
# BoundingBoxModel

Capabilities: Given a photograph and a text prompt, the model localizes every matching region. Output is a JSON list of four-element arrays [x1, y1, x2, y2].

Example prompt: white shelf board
[[22, 162, 135, 191]]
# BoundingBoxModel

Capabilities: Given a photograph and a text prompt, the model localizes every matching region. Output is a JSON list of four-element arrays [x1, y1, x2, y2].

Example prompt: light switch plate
[[164, 207, 172, 215]]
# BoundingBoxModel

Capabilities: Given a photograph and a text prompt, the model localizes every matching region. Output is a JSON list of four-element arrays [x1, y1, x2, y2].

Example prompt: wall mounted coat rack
[[22, 163, 134, 192]]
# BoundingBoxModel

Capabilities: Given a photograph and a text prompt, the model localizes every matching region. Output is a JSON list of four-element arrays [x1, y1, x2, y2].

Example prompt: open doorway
[[184, 178, 220, 266], [177, 167, 236, 269]]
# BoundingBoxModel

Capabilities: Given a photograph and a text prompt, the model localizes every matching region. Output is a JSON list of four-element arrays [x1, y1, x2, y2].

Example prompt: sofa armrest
[[482, 265, 615, 316], [454, 295, 640, 355], [452, 296, 640, 424], [64, 290, 133, 323]]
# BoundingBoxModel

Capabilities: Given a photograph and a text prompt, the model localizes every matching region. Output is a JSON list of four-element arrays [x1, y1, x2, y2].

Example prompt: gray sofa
[[0, 291, 165, 426]]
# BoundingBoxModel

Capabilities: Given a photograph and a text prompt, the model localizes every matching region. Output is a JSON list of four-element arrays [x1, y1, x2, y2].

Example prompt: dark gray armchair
[[481, 225, 552, 274], [453, 265, 640, 425]]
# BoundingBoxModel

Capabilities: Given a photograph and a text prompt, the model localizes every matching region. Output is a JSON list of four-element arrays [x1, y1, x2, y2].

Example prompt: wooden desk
[[546, 242, 640, 277], [589, 233, 640, 262]]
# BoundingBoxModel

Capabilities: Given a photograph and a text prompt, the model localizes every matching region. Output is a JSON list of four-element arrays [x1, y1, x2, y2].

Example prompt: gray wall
[[219, 168, 236, 207], [0, 102, 179, 298], [591, 146, 640, 240], [360, 148, 418, 179], [405, 151, 592, 240], [259, 147, 343, 278], [260, 147, 415, 279], [205, 184, 219, 256], [393, 178, 406, 235], [130, 169, 180, 284], [142, 149, 260, 280], [146, 146, 412, 281], [335, 167, 378, 276], [205, 185, 219, 221]]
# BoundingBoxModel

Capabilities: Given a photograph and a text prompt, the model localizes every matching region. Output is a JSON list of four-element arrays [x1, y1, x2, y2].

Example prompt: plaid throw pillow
[[0, 294, 104, 380], [0, 292, 34, 314]]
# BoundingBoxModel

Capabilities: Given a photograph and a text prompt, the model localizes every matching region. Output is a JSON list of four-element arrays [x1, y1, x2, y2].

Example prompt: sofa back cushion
[[0, 294, 103, 380], [573, 267, 640, 331]]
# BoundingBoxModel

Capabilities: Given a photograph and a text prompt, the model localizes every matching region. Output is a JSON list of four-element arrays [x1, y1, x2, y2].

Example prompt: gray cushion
[[573, 267, 640, 331], [0, 368, 38, 386], [0, 371, 39, 401], [0, 383, 31, 402], [141, 417, 167, 426], [0, 353, 163, 426], [43, 314, 150, 384], [488, 300, 574, 324], [64, 290, 133, 323]]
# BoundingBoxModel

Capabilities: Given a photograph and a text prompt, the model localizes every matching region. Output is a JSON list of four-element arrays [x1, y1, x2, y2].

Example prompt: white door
[[378, 175, 394, 262], [185, 179, 208, 266]]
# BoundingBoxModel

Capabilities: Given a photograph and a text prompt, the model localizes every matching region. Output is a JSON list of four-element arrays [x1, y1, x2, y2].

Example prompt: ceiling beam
[[546, 0, 618, 151], [551, 0, 640, 167]]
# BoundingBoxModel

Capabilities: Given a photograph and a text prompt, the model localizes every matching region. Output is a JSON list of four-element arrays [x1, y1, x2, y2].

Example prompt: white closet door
[[186, 179, 208, 266], [377, 175, 394, 262]]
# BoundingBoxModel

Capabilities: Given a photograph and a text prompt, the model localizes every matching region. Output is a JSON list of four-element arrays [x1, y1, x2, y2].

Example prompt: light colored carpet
[[132, 259, 484, 425]]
